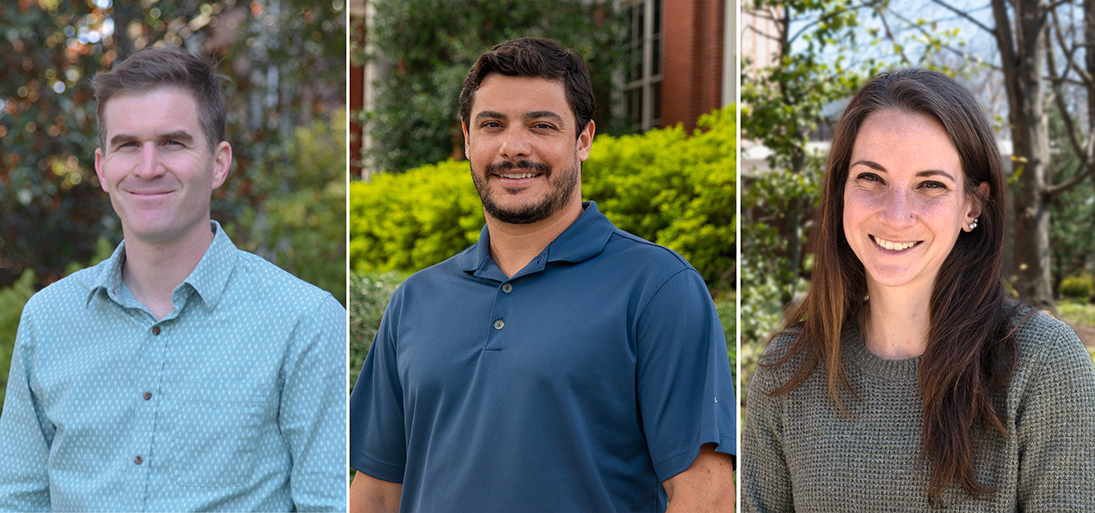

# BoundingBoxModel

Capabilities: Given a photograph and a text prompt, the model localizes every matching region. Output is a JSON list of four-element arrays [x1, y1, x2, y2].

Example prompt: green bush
[[1059, 275, 1095, 301], [349, 106, 737, 291], [584, 107, 736, 291], [0, 270, 37, 412], [348, 270, 408, 394], [226, 110, 347, 305], [349, 161, 485, 273]]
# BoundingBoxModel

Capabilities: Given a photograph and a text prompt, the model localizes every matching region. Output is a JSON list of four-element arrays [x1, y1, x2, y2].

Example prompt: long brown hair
[[764, 69, 1021, 505]]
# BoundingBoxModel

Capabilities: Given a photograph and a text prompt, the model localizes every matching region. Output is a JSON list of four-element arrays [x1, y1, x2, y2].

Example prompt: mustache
[[485, 160, 550, 175]]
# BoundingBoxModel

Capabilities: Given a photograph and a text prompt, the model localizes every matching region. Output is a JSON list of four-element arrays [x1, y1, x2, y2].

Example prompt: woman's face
[[842, 109, 983, 296]]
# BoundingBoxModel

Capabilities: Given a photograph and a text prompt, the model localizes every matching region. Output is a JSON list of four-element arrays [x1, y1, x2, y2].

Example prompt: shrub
[[226, 111, 347, 305], [349, 161, 484, 273], [349, 106, 737, 292], [348, 270, 408, 394], [1060, 275, 1095, 301]]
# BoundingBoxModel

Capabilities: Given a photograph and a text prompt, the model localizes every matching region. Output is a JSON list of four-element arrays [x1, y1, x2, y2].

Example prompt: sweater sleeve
[[741, 337, 796, 513], [1015, 320, 1095, 510]]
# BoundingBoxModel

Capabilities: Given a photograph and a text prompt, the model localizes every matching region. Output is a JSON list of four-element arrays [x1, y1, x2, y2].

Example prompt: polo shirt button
[[502, 283, 513, 293], [134, 456, 143, 465], [493, 319, 504, 330], [143, 392, 152, 401], [151, 326, 161, 335]]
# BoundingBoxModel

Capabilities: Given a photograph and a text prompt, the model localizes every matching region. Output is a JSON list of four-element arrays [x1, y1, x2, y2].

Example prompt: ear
[[94, 147, 109, 193], [461, 120, 471, 161], [963, 181, 989, 232], [576, 120, 595, 162], [211, 141, 232, 190]]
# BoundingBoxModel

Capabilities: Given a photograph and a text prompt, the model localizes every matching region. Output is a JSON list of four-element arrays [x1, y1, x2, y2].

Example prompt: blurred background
[[0, 0, 347, 410], [739, 0, 1095, 413]]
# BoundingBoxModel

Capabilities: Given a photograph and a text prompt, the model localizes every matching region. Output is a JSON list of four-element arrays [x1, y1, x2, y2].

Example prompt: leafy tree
[[357, 0, 629, 174]]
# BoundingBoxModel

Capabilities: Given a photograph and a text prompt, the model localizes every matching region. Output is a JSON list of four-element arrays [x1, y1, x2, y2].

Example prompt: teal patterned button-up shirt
[[0, 222, 347, 512]]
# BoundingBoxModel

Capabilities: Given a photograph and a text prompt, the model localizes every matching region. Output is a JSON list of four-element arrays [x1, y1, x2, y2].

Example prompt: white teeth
[[500, 172, 538, 179], [873, 236, 916, 251]]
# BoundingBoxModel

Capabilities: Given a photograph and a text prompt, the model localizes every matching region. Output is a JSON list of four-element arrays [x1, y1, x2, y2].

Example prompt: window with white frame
[[624, 0, 662, 132]]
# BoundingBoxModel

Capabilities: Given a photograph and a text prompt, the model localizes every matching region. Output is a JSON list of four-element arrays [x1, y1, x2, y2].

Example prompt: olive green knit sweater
[[742, 310, 1095, 512]]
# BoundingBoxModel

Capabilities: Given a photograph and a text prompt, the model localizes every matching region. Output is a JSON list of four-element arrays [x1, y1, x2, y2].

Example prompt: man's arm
[[0, 308, 52, 512], [348, 471, 402, 513], [277, 295, 348, 511], [662, 443, 736, 513]]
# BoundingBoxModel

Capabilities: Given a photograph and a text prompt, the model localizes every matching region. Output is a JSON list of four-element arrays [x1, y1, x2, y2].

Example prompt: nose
[[880, 188, 916, 229], [499, 127, 531, 160], [133, 144, 167, 179]]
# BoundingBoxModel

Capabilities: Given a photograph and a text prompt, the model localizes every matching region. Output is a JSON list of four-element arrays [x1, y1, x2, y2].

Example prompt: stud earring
[[969, 218, 978, 230]]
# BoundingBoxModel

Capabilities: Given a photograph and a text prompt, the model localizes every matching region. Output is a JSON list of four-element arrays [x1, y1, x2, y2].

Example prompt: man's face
[[462, 74, 594, 225], [94, 87, 230, 247]]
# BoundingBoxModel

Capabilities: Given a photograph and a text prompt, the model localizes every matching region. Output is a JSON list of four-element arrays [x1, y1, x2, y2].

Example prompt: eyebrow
[[849, 159, 956, 181], [108, 130, 196, 149], [474, 110, 566, 124]]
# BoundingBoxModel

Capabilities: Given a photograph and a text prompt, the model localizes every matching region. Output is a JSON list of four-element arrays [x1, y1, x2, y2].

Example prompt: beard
[[471, 158, 579, 225]]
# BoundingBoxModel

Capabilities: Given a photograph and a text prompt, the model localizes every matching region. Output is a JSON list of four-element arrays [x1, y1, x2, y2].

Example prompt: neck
[[121, 222, 215, 320], [862, 281, 934, 360], [486, 201, 584, 278]]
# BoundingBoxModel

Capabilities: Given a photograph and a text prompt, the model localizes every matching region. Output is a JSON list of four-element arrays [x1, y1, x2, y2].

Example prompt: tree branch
[[929, 0, 995, 34]]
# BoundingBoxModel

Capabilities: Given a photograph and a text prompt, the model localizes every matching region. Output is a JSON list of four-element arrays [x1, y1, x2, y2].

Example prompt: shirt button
[[493, 319, 504, 330], [134, 456, 143, 465], [151, 326, 161, 335], [502, 283, 513, 293], [143, 392, 152, 401]]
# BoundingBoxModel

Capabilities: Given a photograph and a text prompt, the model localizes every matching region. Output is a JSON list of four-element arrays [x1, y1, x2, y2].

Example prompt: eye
[[919, 180, 949, 190], [480, 121, 502, 129], [532, 122, 556, 131], [855, 172, 883, 184]]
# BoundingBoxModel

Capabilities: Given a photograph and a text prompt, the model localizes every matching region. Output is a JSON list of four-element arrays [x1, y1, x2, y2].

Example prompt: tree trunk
[[992, 0, 1056, 311]]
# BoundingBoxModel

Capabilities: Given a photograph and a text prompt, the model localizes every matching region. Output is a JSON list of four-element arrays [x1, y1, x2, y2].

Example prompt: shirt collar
[[459, 201, 614, 277], [86, 221, 239, 310]]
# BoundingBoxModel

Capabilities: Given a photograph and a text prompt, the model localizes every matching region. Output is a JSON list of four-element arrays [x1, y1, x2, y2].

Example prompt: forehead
[[851, 109, 961, 172], [102, 87, 202, 135], [471, 74, 571, 117]]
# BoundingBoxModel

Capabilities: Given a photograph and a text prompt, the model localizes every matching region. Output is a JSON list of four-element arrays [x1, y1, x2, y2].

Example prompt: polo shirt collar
[[86, 221, 239, 310], [460, 201, 614, 278]]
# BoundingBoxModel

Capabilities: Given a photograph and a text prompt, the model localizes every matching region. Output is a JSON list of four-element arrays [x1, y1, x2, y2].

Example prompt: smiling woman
[[741, 69, 1095, 512]]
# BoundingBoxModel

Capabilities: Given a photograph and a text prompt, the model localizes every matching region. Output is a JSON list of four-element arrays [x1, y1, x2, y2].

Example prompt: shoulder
[[230, 249, 341, 316], [21, 258, 113, 315], [1011, 309, 1091, 381], [752, 328, 810, 394], [604, 228, 695, 274]]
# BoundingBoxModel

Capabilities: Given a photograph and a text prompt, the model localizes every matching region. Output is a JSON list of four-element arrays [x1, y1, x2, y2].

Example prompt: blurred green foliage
[[357, 0, 629, 173], [348, 270, 407, 394], [0, 270, 37, 412], [350, 106, 736, 291], [1059, 276, 1095, 302], [349, 160, 485, 273], [584, 107, 737, 291], [226, 110, 347, 305]]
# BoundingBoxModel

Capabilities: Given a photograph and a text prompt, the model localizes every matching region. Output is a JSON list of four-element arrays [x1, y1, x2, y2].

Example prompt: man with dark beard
[[348, 38, 736, 513]]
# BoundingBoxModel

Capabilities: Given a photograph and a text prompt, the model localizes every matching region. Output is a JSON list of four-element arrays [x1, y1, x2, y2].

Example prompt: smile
[[872, 235, 918, 251], [498, 172, 541, 179]]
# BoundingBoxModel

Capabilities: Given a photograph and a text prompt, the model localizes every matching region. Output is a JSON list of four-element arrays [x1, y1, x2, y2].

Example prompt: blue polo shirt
[[349, 202, 735, 513]]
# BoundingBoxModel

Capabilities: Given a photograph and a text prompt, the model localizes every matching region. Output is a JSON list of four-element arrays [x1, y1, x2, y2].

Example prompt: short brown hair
[[92, 47, 228, 152], [459, 37, 595, 137]]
